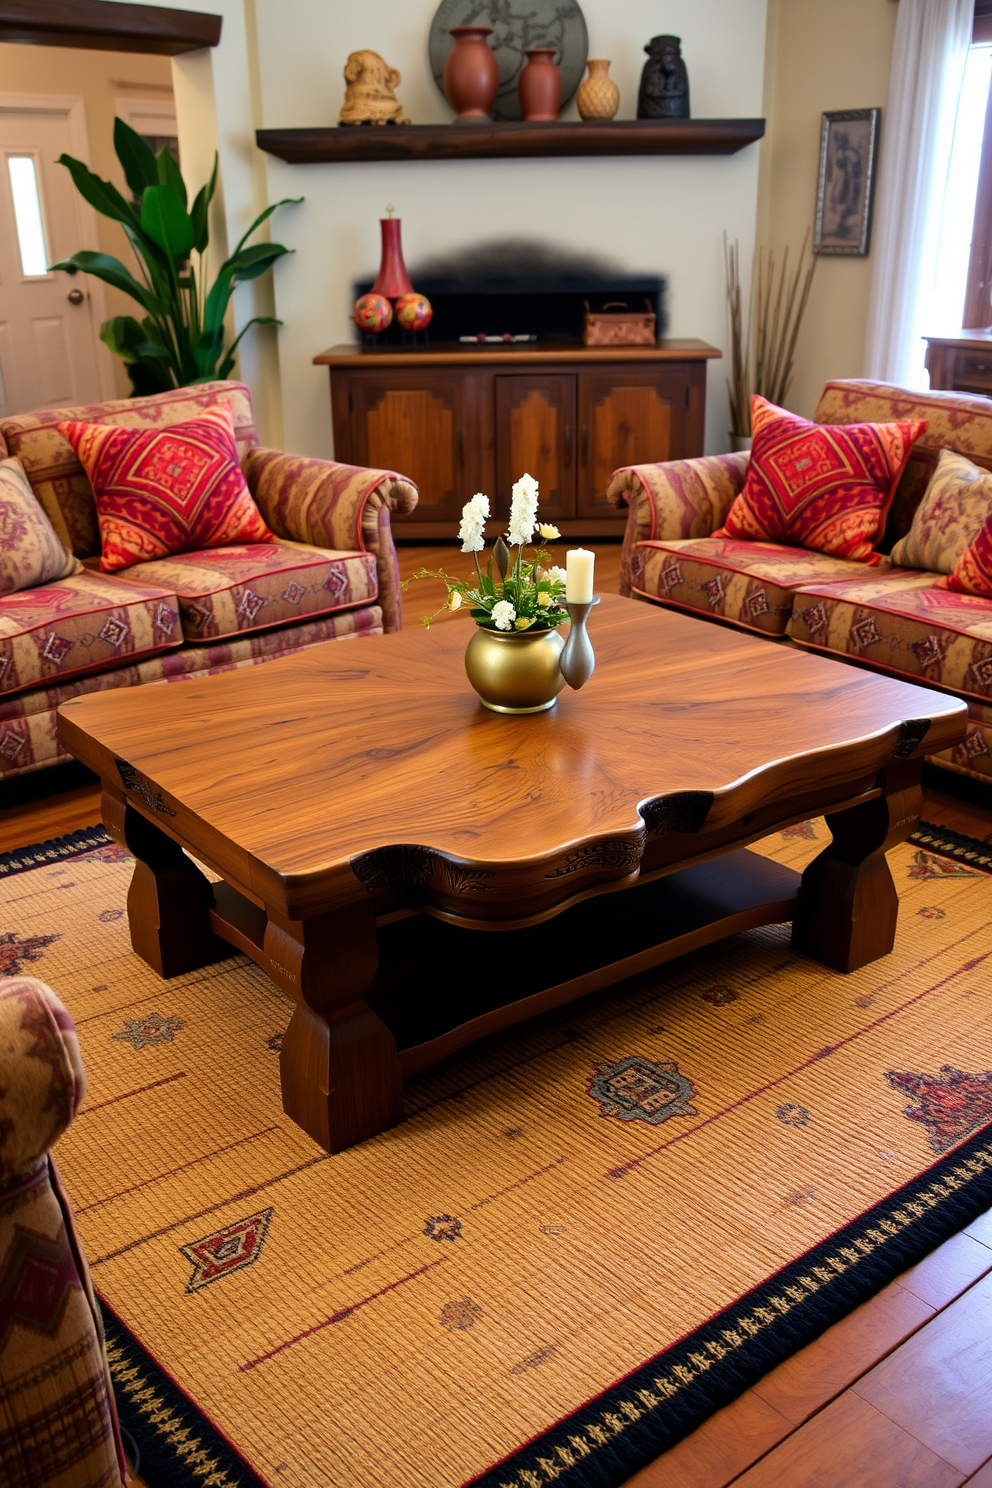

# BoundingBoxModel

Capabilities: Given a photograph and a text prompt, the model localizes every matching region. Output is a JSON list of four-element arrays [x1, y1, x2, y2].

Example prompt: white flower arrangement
[[404, 473, 569, 632]]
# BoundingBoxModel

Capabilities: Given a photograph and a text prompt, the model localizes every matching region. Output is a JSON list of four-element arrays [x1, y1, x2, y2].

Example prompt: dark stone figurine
[[637, 35, 690, 119]]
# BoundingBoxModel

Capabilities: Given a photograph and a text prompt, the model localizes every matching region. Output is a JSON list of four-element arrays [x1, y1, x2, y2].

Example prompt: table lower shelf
[[209, 848, 800, 1078]]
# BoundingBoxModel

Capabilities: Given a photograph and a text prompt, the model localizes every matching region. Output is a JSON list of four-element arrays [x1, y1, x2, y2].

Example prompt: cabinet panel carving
[[495, 375, 576, 521], [579, 373, 683, 518]]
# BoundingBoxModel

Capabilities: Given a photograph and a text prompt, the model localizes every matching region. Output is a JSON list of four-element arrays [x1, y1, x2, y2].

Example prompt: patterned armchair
[[609, 380, 992, 785], [0, 383, 417, 780], [0, 977, 126, 1488]]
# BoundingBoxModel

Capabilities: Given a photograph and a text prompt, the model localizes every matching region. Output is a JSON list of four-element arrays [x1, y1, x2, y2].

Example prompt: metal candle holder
[[559, 595, 600, 691]]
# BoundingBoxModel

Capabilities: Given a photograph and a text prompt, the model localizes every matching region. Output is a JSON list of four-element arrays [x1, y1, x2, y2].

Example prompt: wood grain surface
[[58, 593, 967, 922], [257, 119, 765, 166], [314, 340, 722, 367]]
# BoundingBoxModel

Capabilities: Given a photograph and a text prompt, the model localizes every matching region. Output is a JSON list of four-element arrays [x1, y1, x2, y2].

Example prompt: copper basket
[[582, 299, 657, 347]]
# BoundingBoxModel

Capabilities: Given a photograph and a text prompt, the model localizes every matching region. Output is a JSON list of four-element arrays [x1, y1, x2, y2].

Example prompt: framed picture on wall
[[814, 108, 881, 256]]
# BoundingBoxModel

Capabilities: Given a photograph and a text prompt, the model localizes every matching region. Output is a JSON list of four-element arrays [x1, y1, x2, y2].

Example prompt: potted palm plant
[[52, 118, 300, 395]]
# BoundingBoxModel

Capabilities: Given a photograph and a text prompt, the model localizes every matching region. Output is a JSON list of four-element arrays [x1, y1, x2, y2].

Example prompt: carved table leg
[[102, 789, 227, 977], [264, 899, 403, 1153], [791, 761, 923, 974]]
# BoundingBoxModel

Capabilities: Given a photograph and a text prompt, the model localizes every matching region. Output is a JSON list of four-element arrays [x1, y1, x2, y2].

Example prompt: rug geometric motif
[[884, 1066, 992, 1153], [179, 1208, 274, 1293]]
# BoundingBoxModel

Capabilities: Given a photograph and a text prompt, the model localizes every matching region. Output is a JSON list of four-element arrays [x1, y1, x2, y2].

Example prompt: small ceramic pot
[[518, 47, 562, 122], [444, 26, 499, 120], [577, 60, 620, 121], [464, 625, 566, 713]]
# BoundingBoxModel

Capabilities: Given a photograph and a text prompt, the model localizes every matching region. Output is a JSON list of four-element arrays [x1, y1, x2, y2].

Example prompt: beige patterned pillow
[[891, 447, 992, 573], [0, 456, 80, 596]]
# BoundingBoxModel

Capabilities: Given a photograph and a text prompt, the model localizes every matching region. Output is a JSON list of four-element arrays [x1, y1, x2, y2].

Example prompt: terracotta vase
[[577, 59, 620, 121], [518, 47, 561, 122], [371, 217, 413, 298], [444, 26, 499, 120]]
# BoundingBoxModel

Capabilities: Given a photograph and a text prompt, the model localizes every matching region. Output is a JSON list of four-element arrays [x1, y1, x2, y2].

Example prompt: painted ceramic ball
[[353, 293, 393, 334], [394, 292, 433, 332]]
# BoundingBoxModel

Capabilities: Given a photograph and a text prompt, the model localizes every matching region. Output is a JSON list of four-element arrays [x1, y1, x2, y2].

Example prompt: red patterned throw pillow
[[939, 509, 992, 597], [59, 403, 273, 572], [715, 396, 927, 564]]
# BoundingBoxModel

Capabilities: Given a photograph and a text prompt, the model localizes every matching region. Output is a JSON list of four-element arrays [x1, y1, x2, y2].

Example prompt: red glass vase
[[372, 217, 413, 298]]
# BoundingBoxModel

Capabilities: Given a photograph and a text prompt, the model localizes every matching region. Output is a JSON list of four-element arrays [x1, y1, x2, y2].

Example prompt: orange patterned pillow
[[715, 396, 927, 564], [59, 404, 273, 573], [939, 509, 992, 598]]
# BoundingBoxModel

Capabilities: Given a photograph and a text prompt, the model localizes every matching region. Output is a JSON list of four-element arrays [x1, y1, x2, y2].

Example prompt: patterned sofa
[[610, 379, 992, 785], [0, 976, 126, 1488], [0, 382, 417, 780]]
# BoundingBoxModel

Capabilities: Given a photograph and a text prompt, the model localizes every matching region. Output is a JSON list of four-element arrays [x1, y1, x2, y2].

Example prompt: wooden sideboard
[[925, 331, 992, 396], [314, 340, 721, 538]]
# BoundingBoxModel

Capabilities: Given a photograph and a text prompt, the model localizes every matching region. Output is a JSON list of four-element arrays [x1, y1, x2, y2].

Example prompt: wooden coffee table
[[58, 594, 967, 1154]]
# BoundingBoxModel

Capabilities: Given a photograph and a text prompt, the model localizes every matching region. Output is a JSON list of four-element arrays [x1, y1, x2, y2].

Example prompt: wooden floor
[[3, 539, 991, 1487]]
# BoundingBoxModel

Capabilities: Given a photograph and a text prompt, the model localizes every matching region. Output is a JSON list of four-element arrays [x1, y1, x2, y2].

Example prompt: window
[[6, 154, 49, 277], [962, 4, 992, 326]]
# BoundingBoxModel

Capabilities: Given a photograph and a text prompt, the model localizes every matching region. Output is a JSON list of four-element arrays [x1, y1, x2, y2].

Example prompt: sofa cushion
[[121, 539, 378, 642], [813, 379, 992, 547], [0, 456, 80, 595], [0, 381, 257, 559], [716, 395, 925, 563], [939, 503, 992, 599], [60, 403, 272, 572], [0, 570, 181, 697], [0, 604, 384, 776], [631, 536, 886, 636], [891, 448, 992, 574], [787, 570, 992, 704]]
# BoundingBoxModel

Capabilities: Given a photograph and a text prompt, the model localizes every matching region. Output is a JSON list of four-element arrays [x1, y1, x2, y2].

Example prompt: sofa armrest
[[245, 449, 418, 633], [608, 452, 749, 596]]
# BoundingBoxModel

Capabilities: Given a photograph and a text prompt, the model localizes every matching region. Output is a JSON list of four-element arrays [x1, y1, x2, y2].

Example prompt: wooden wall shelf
[[0, 0, 221, 54], [256, 118, 765, 165]]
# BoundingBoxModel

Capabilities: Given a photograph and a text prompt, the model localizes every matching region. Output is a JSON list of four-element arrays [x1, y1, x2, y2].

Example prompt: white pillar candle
[[566, 547, 595, 604]]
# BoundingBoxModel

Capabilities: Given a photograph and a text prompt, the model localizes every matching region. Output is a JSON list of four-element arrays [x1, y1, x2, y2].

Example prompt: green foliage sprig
[[51, 118, 301, 394], [403, 479, 569, 631]]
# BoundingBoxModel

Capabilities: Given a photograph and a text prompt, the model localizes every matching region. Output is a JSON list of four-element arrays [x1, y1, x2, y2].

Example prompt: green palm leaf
[[140, 185, 195, 260], [113, 118, 158, 196]]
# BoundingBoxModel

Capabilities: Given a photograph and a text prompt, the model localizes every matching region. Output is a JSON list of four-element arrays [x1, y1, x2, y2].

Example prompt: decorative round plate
[[428, 0, 589, 122]]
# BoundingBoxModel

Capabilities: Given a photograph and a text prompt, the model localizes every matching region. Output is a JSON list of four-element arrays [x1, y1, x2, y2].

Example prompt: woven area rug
[[2, 820, 991, 1488]]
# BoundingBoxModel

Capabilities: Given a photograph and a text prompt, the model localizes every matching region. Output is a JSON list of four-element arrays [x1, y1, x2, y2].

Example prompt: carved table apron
[[57, 595, 968, 1154]]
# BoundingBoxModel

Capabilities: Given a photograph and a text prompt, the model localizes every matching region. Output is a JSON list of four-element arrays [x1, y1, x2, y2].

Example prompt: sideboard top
[[313, 339, 722, 368]]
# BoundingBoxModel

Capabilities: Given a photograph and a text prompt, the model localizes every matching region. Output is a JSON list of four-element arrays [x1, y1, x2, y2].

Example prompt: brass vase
[[464, 625, 566, 713]]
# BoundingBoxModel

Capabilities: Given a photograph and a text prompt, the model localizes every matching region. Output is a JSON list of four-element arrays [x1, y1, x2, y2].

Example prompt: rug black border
[[0, 824, 110, 877]]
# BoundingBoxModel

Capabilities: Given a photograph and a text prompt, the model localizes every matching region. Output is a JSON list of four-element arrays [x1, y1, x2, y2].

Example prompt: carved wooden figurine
[[339, 50, 410, 127], [637, 35, 690, 120]]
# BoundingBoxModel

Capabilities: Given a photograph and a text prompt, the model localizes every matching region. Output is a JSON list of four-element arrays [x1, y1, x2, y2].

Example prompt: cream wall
[[257, 0, 768, 459], [0, 43, 173, 397], [97, 0, 768, 456], [758, 0, 899, 417]]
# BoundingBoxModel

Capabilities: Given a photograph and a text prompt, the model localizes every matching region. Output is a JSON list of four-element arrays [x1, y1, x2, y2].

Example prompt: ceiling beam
[[0, 0, 221, 55]]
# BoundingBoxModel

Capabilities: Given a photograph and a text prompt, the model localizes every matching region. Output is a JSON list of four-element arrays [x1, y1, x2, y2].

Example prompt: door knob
[[67, 289, 84, 305]]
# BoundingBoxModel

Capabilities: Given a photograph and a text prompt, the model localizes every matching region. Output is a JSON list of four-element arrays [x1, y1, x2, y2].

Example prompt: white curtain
[[864, 0, 975, 387]]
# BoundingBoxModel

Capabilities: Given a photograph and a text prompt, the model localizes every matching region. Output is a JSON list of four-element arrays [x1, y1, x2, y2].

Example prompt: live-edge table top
[[57, 595, 967, 921]]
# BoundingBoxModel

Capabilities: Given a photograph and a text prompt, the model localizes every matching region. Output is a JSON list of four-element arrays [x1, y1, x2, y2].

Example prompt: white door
[[0, 96, 110, 417]]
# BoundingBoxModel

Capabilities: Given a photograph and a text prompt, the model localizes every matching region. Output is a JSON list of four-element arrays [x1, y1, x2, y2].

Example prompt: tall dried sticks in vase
[[725, 234, 818, 443]]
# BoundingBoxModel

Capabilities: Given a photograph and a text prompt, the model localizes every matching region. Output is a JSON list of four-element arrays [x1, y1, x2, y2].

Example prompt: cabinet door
[[577, 370, 688, 519], [349, 370, 491, 524], [495, 375, 576, 523]]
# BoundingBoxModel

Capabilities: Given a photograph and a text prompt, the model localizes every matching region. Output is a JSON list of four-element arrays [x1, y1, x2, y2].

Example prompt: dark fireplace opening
[[353, 239, 667, 346]]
